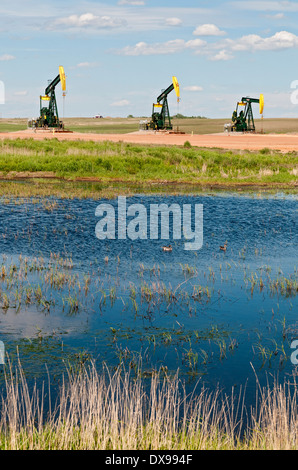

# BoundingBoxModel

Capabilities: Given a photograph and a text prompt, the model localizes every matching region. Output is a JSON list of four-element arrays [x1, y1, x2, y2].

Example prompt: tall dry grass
[[0, 360, 298, 450], [248, 378, 298, 450]]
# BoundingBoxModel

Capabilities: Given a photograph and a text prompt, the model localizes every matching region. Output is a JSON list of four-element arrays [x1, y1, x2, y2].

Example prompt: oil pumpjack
[[29, 66, 67, 130], [148, 76, 180, 131], [229, 94, 264, 132]]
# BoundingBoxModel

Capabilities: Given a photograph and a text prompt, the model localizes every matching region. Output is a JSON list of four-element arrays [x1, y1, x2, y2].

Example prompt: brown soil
[[1, 129, 298, 152]]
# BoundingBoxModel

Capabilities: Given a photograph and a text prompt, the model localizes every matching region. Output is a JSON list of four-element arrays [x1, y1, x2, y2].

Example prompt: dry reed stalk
[[0, 359, 297, 450]]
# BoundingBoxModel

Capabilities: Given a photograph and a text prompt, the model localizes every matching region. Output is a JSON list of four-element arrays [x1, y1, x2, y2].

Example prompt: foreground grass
[[0, 138, 297, 188], [1, 361, 298, 450]]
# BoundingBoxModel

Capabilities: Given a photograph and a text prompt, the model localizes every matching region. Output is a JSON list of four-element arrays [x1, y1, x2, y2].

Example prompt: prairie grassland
[[172, 117, 298, 135], [62, 117, 225, 135], [1, 360, 298, 450], [0, 138, 297, 189], [2, 117, 298, 135], [0, 119, 27, 133], [64, 117, 140, 134]]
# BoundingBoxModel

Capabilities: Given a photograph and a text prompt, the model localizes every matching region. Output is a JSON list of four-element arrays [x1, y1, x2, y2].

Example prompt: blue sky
[[1, 0, 298, 119]]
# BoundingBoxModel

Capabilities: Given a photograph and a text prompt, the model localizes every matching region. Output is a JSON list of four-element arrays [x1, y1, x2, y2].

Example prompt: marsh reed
[[0, 359, 298, 450]]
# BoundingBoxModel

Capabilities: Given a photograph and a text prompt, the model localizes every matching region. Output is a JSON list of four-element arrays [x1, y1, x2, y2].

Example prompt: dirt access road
[[1, 129, 298, 152]]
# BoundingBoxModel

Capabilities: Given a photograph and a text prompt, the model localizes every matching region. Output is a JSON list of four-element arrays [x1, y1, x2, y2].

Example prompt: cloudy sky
[[1, 0, 298, 119]]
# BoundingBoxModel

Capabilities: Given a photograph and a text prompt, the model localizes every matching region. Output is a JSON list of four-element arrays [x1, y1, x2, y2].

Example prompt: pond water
[[0, 190, 297, 406]]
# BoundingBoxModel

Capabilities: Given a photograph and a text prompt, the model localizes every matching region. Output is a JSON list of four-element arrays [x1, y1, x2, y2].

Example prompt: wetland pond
[[0, 188, 297, 407]]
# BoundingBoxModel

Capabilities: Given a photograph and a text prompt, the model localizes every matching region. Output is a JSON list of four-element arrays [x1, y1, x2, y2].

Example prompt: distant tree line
[[172, 114, 208, 119], [127, 114, 208, 119]]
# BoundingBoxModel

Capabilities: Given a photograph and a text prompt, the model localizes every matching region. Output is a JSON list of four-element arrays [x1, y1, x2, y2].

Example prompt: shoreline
[[0, 174, 297, 190]]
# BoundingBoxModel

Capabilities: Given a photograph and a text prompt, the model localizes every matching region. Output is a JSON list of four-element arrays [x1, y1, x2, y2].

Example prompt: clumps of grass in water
[[269, 276, 298, 297], [252, 340, 288, 370], [180, 263, 197, 276], [0, 254, 81, 314], [191, 285, 211, 302], [0, 251, 293, 326], [244, 268, 298, 298], [182, 338, 199, 374], [63, 294, 80, 314]]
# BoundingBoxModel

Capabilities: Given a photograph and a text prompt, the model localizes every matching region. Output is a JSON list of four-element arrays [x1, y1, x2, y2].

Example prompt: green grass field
[[64, 117, 140, 134], [45, 116, 298, 135], [1, 117, 298, 135], [0, 138, 297, 192], [0, 119, 28, 133]]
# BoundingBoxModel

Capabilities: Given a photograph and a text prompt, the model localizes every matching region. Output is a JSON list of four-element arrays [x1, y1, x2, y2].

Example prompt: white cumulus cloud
[[209, 49, 234, 61], [267, 12, 285, 19], [118, 0, 145, 4], [228, 31, 298, 51], [184, 86, 204, 92], [165, 17, 182, 27], [48, 13, 125, 30], [119, 38, 206, 56], [13, 91, 28, 96], [230, 1, 298, 12], [116, 29, 298, 62], [76, 62, 98, 68], [193, 24, 226, 37], [111, 99, 130, 107], [0, 54, 15, 61]]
